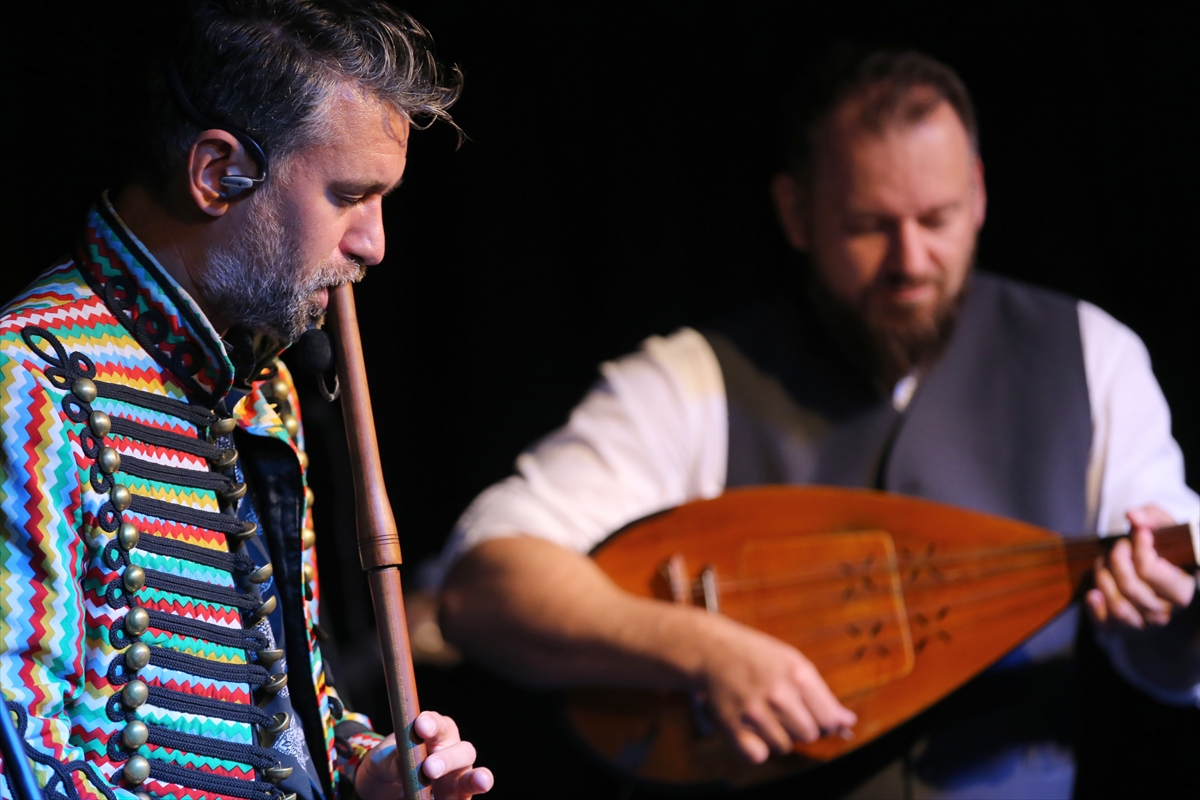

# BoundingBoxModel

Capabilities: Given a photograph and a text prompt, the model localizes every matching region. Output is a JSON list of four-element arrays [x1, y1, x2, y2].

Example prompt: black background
[[4, 3, 1196, 798]]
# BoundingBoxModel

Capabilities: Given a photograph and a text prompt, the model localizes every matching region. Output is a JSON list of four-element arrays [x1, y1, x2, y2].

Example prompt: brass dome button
[[297, 451, 309, 470], [227, 521, 257, 546], [303, 487, 314, 508], [264, 711, 290, 736], [125, 642, 151, 670], [123, 565, 146, 593], [122, 679, 149, 709], [220, 482, 248, 504], [248, 563, 273, 584], [124, 607, 150, 636], [110, 484, 132, 512], [302, 563, 314, 585], [122, 755, 150, 785], [247, 595, 277, 624], [264, 764, 293, 783], [118, 523, 140, 551], [301, 528, 316, 550], [72, 378, 98, 403], [270, 378, 290, 400], [210, 417, 237, 436], [212, 449, 238, 470], [89, 410, 112, 438], [121, 720, 149, 750], [98, 446, 122, 475], [257, 648, 284, 668], [260, 673, 288, 694], [281, 413, 299, 438]]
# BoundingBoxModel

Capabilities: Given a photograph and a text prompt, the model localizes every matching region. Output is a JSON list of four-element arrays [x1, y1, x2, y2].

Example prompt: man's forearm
[[440, 534, 859, 763], [439, 535, 717, 690]]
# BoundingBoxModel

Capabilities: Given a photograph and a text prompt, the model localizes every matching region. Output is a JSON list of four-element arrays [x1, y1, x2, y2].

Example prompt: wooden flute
[[327, 282, 429, 800]]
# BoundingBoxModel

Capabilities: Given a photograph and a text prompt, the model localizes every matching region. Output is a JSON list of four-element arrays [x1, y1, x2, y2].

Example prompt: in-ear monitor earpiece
[[218, 176, 257, 190], [165, 59, 270, 198]]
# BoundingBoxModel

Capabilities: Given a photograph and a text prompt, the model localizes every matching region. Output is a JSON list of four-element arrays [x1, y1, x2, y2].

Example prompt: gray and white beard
[[199, 186, 366, 345]]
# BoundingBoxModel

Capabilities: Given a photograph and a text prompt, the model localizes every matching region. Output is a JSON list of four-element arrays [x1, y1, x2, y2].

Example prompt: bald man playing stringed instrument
[[436, 48, 1198, 799]]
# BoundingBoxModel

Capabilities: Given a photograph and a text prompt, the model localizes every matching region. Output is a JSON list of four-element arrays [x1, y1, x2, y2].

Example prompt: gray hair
[[139, 0, 461, 186]]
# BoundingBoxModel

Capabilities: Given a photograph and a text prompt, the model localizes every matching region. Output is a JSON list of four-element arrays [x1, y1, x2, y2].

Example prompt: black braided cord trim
[[3, 700, 120, 800], [118, 454, 234, 493], [101, 570, 267, 644], [95, 382, 218, 428], [106, 725, 279, 774], [145, 760, 282, 800], [105, 566, 262, 616], [128, 495, 245, 535], [143, 568, 264, 612], [145, 684, 274, 727], [143, 645, 271, 686], [145, 609, 270, 651], [147, 726, 280, 771], [109, 416, 223, 460], [129, 533, 256, 577]]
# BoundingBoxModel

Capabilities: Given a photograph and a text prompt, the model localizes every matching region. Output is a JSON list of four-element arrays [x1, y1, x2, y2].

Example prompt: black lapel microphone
[[291, 328, 339, 401]]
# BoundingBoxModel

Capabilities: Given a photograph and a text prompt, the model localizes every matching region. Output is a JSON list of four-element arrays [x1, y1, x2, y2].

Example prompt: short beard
[[199, 182, 366, 345], [809, 261, 971, 391]]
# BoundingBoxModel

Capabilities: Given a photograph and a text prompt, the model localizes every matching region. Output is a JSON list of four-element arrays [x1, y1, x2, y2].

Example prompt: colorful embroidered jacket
[[0, 199, 382, 800]]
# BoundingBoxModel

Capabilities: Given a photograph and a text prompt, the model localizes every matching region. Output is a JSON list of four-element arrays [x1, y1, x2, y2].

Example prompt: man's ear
[[770, 172, 810, 252], [186, 130, 258, 217], [971, 155, 987, 231]]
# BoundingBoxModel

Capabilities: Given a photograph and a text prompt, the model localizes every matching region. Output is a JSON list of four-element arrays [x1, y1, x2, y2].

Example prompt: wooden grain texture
[[328, 284, 429, 800], [567, 486, 1087, 787]]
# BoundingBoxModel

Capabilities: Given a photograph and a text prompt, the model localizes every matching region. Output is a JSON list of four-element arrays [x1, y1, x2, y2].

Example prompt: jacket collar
[[81, 194, 298, 450], [79, 193, 235, 407]]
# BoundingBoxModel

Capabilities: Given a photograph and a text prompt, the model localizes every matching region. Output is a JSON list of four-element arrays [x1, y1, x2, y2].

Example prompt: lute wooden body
[[565, 486, 1198, 788]]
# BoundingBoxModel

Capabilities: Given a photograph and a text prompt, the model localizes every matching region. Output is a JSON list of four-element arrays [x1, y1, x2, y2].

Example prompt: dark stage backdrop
[[4, 4, 1195, 798]]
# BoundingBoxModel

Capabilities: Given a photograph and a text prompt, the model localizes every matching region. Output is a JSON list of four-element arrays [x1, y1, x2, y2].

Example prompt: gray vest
[[706, 272, 1092, 797], [708, 272, 1091, 533]]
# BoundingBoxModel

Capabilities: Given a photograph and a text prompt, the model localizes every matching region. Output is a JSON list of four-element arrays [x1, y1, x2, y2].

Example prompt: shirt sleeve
[[332, 707, 384, 790], [436, 328, 727, 573], [1079, 300, 1200, 707]]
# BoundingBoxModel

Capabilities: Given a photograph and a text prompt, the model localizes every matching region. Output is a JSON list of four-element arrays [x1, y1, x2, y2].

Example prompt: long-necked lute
[[565, 486, 1198, 789], [328, 283, 429, 800]]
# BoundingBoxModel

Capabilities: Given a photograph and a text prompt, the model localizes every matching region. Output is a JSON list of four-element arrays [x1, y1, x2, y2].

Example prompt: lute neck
[[1063, 523, 1197, 590]]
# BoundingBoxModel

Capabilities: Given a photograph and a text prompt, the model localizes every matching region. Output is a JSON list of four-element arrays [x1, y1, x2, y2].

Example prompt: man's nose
[[342, 202, 386, 266], [886, 218, 932, 279]]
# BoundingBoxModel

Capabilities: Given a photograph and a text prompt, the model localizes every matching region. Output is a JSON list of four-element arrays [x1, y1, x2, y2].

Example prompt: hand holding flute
[[355, 711, 493, 800]]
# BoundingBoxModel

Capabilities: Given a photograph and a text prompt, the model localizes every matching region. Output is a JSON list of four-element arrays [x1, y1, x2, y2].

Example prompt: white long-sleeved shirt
[[440, 300, 1200, 705]]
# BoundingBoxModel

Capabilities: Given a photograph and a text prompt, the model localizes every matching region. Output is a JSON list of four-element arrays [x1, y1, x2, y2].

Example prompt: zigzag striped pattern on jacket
[[1, 200, 381, 800]]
